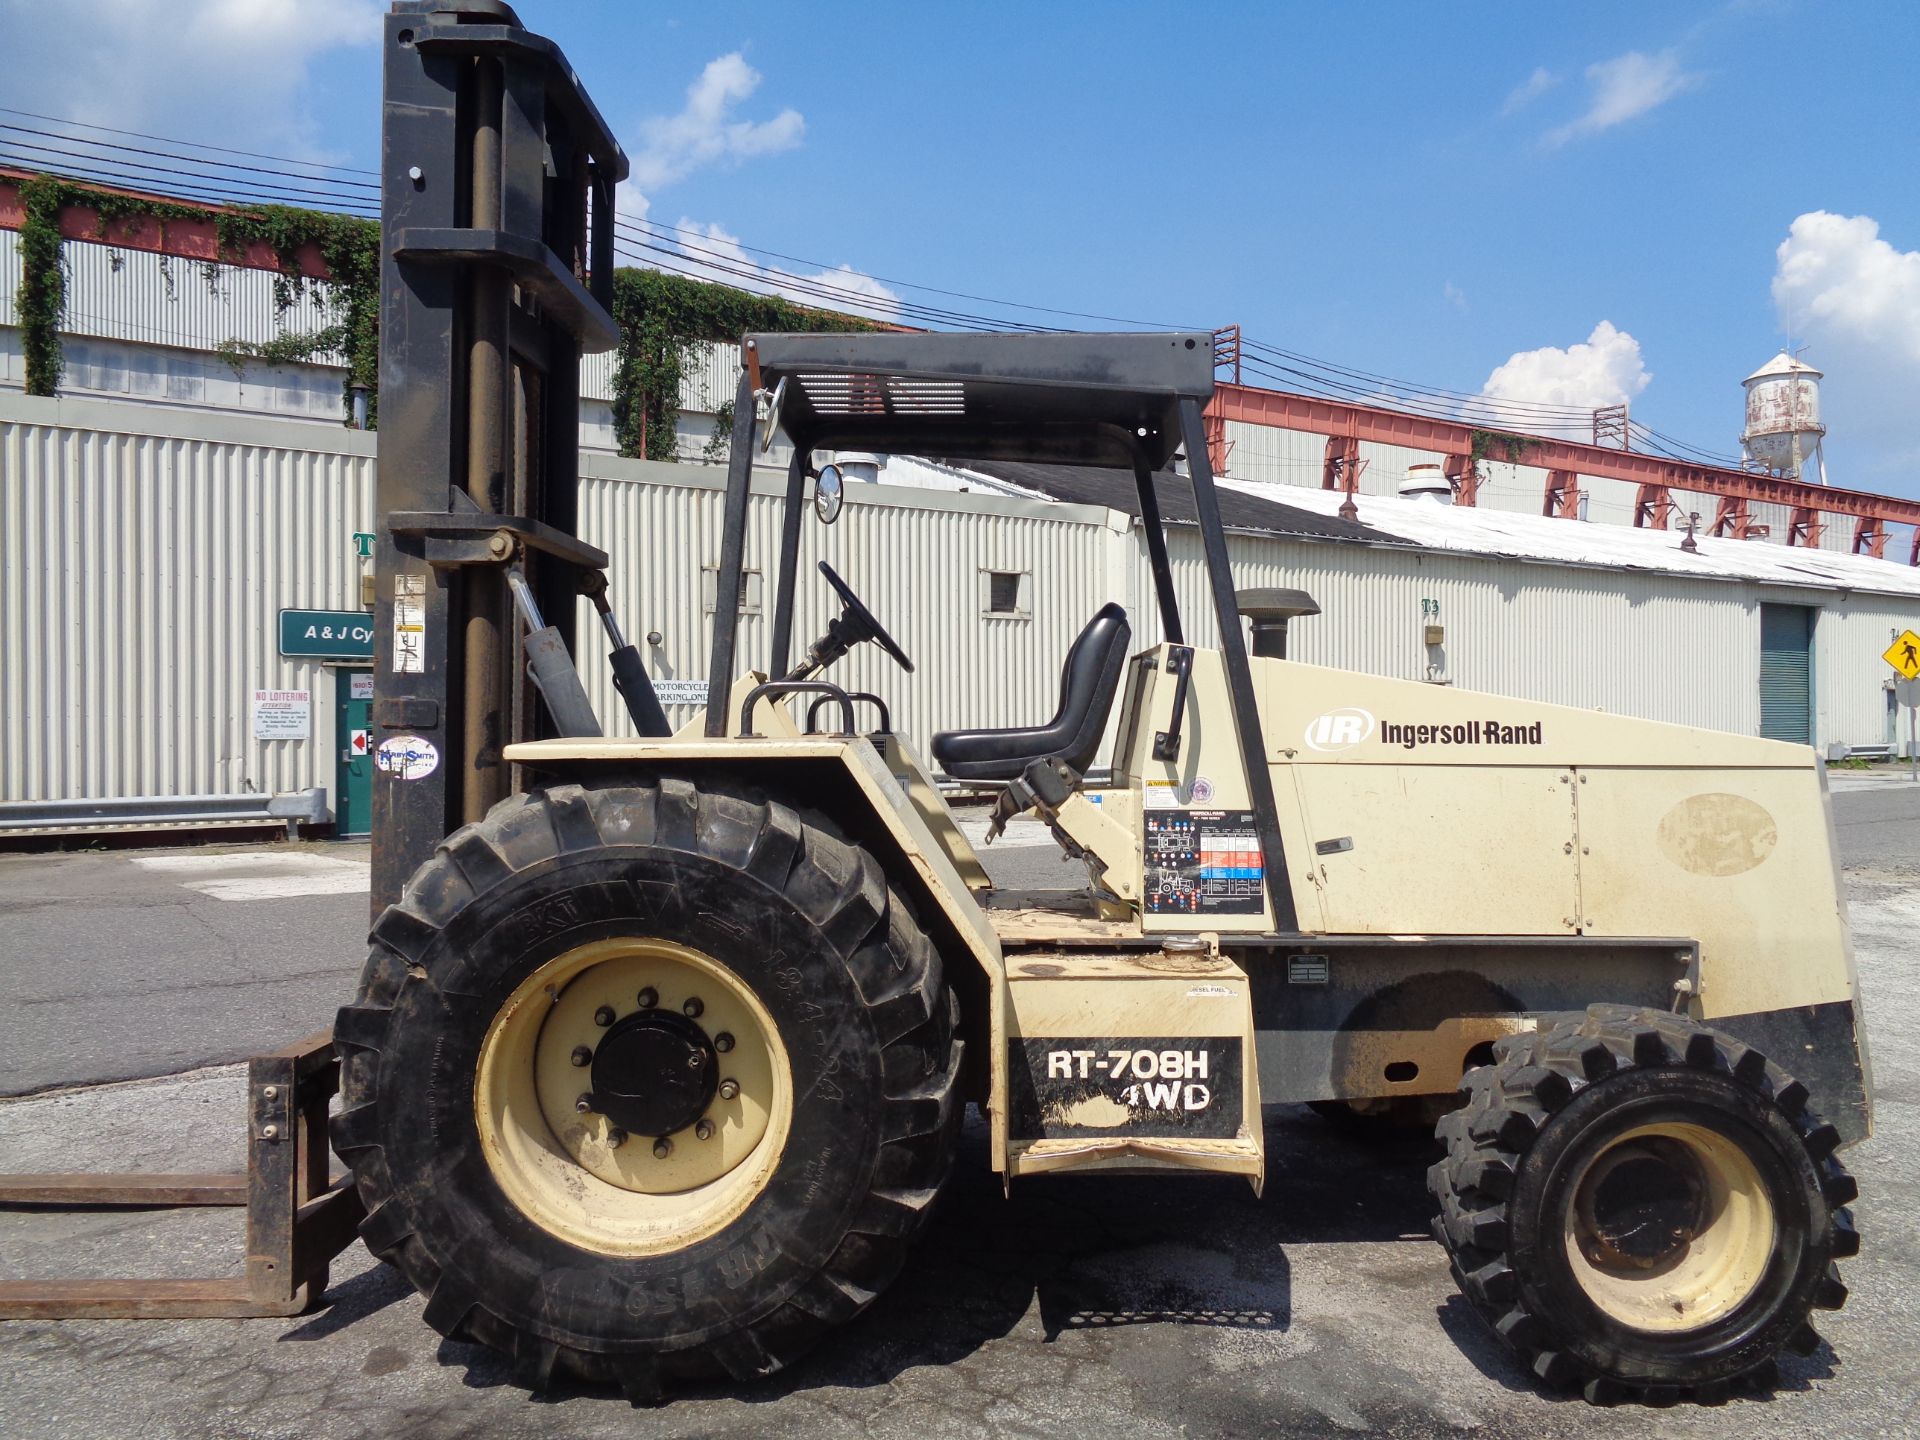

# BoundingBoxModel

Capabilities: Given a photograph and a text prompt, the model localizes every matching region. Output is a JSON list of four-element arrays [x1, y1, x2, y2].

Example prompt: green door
[[335, 669, 374, 837], [1759, 604, 1814, 746]]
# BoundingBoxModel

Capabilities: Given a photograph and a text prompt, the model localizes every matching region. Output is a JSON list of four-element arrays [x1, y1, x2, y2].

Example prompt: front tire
[[332, 777, 962, 1401], [1429, 1005, 1858, 1404]]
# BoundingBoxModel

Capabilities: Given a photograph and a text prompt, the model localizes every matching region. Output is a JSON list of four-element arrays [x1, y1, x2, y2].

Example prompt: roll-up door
[[1759, 603, 1814, 745]]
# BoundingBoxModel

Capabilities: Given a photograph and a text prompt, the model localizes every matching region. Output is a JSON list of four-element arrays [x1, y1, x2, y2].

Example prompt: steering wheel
[[819, 561, 914, 673]]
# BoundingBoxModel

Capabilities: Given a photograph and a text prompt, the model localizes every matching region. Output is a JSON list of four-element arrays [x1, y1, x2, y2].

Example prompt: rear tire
[[1429, 1005, 1857, 1405], [332, 777, 962, 1401]]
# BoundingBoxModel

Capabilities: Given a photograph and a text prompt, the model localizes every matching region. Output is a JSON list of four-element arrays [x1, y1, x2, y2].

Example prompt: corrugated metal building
[[0, 229, 739, 458], [6, 392, 1918, 831]]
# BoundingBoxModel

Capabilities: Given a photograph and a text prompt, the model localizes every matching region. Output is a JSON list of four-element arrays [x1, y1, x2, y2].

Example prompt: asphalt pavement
[[0, 783, 1915, 1437]]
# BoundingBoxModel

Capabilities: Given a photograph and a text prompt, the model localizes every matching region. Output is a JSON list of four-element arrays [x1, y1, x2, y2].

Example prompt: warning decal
[[1144, 810, 1265, 915]]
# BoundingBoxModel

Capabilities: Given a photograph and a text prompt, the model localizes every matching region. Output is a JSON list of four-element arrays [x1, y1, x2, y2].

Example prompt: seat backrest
[[1050, 602, 1132, 773]]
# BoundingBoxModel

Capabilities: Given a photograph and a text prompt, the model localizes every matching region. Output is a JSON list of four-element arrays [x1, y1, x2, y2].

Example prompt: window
[[701, 567, 763, 615], [982, 569, 1030, 618]]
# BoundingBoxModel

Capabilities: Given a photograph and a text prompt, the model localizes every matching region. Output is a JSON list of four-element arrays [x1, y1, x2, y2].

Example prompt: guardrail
[[0, 788, 330, 840]]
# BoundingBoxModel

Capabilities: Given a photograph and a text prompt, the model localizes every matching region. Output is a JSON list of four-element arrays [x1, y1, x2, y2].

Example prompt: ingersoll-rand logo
[[1303, 707, 1375, 753]]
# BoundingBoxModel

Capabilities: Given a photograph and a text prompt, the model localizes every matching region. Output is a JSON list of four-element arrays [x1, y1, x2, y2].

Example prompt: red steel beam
[[1208, 382, 1920, 534], [1322, 434, 1362, 520], [1543, 469, 1579, 519], [1853, 515, 1890, 558], [0, 171, 335, 281]]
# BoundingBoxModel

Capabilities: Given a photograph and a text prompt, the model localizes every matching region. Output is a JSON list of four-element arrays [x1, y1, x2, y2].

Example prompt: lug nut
[[652, 1138, 672, 1159], [637, 986, 658, 1009], [696, 1118, 714, 1141], [570, 1045, 593, 1067], [683, 996, 704, 1019], [607, 1128, 628, 1149], [714, 1032, 735, 1053], [719, 1078, 739, 1101], [594, 1005, 616, 1027], [575, 1093, 594, 1114]]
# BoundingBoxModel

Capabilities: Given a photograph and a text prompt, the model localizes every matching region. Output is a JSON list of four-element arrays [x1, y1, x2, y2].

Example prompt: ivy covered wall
[[8, 178, 882, 456]]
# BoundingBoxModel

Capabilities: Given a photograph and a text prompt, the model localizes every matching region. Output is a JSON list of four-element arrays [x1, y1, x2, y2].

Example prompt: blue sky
[[6, 1, 1918, 494]]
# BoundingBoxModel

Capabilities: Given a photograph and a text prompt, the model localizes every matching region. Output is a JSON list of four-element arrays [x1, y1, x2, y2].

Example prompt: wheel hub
[[589, 1008, 718, 1138], [474, 937, 792, 1254], [1563, 1119, 1776, 1332], [1580, 1139, 1708, 1269]]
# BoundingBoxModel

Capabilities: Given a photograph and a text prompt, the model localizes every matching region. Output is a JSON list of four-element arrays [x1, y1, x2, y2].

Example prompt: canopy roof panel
[[747, 331, 1217, 469]]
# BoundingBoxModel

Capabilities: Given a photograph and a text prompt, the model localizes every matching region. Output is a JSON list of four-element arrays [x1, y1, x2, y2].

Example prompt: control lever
[[505, 567, 602, 739]]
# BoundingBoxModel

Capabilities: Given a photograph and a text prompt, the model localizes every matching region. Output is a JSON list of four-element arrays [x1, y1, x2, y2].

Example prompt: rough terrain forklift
[[340, 0, 1867, 1407]]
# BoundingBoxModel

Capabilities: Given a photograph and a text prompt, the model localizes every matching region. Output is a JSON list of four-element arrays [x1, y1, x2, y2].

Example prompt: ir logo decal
[[374, 734, 440, 780], [1303, 708, 1376, 753]]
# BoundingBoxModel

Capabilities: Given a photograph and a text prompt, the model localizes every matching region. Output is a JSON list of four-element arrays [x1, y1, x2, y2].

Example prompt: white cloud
[[1501, 67, 1558, 117], [629, 53, 803, 195], [1544, 49, 1700, 147], [0, 0, 379, 162], [1772, 211, 1920, 477], [1475, 321, 1651, 436], [671, 218, 900, 320], [1442, 281, 1468, 313]]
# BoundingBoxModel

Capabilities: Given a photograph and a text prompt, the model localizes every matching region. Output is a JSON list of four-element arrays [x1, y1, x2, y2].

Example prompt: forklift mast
[[370, 0, 631, 914]]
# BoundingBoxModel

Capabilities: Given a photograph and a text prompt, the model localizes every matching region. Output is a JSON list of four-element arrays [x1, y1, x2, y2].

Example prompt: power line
[[0, 139, 381, 210], [0, 152, 379, 216], [612, 221, 1054, 333], [0, 105, 377, 177], [0, 121, 381, 192], [620, 213, 1195, 331]]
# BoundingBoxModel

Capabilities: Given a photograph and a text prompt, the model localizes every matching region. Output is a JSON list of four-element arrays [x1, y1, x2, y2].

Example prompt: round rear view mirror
[[814, 464, 844, 525], [757, 375, 788, 454]]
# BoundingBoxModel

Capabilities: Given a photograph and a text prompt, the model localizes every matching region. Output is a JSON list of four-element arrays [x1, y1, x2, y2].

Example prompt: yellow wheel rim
[[474, 937, 792, 1257], [1563, 1120, 1776, 1332]]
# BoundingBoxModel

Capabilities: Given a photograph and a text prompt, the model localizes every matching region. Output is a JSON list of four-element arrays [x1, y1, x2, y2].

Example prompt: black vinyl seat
[[932, 603, 1131, 782]]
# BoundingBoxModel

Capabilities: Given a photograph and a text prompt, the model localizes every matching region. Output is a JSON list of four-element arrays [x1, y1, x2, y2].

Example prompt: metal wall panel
[[1815, 601, 1916, 751], [0, 230, 342, 358], [577, 340, 734, 412], [1153, 526, 1762, 736], [1, 394, 375, 804]]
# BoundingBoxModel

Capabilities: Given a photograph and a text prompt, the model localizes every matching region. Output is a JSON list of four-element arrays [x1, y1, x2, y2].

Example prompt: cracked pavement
[[0, 786, 1916, 1437]]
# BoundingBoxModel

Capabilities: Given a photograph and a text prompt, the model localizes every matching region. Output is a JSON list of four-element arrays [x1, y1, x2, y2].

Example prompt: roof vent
[[834, 452, 883, 485], [1398, 463, 1452, 504]]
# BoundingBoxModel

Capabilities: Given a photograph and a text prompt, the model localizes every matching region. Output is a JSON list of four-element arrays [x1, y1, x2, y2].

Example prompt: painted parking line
[[131, 851, 370, 901]]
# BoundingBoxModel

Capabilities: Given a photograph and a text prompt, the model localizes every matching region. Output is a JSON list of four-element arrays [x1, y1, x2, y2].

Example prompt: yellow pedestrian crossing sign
[[1885, 630, 1920, 681]]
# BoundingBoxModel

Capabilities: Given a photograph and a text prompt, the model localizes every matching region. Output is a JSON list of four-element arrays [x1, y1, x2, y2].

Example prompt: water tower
[[1741, 352, 1827, 484]]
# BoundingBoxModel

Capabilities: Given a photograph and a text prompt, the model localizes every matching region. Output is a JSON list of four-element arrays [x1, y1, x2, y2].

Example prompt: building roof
[[963, 460, 1407, 547], [1227, 478, 1920, 599], [949, 458, 1920, 600]]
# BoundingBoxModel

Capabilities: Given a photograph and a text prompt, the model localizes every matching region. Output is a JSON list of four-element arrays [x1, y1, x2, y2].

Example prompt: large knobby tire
[[331, 777, 962, 1402], [1429, 1005, 1858, 1405]]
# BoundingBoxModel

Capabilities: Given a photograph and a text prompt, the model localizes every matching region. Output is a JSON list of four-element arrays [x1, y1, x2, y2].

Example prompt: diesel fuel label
[[1008, 1036, 1244, 1140]]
